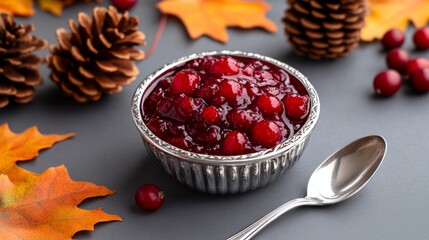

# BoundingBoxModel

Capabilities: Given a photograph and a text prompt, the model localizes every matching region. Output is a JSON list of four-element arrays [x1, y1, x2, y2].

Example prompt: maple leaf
[[157, 0, 277, 43], [38, 0, 79, 16], [362, 0, 429, 41], [0, 166, 122, 240], [0, 0, 34, 17], [0, 123, 75, 184]]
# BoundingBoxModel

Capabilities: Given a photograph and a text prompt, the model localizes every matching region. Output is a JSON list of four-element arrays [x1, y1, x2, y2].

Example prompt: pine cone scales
[[0, 13, 47, 108], [284, 0, 366, 59], [47, 6, 146, 103]]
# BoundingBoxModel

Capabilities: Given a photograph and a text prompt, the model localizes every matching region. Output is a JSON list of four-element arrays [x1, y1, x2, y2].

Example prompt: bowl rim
[[131, 50, 320, 165]]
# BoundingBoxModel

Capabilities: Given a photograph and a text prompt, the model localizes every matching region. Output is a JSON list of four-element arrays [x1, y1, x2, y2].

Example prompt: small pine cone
[[0, 13, 47, 108], [46, 6, 146, 103], [284, 0, 367, 60]]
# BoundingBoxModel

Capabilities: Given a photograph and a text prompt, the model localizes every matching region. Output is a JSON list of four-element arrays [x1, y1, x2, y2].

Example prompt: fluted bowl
[[131, 51, 320, 194]]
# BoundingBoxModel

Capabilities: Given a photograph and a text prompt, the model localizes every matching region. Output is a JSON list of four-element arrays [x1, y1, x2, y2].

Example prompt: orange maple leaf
[[38, 0, 74, 16], [362, 0, 429, 41], [0, 123, 75, 183], [0, 166, 122, 240], [157, 0, 277, 43], [0, 0, 34, 16]]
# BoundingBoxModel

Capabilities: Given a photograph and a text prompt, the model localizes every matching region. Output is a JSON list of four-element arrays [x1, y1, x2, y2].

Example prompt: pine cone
[[0, 14, 47, 108], [283, 0, 367, 60], [46, 6, 146, 103]]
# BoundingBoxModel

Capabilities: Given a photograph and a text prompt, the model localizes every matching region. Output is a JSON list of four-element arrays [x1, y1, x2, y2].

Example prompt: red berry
[[175, 96, 200, 120], [199, 106, 220, 125], [227, 110, 257, 131], [283, 94, 309, 121], [251, 120, 281, 148], [373, 70, 402, 97], [111, 0, 137, 11], [170, 70, 200, 95], [256, 94, 283, 115], [135, 184, 164, 212], [219, 80, 242, 102], [410, 68, 429, 93], [413, 27, 429, 50], [386, 49, 410, 73], [211, 57, 240, 75], [222, 131, 248, 155], [405, 57, 429, 76], [381, 29, 405, 50]]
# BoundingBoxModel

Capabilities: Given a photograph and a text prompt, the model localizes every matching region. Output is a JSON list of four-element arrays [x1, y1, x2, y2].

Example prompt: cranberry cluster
[[374, 27, 429, 96], [142, 55, 310, 155]]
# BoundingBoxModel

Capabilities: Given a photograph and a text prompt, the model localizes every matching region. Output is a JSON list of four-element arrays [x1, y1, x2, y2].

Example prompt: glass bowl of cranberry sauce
[[132, 51, 319, 194]]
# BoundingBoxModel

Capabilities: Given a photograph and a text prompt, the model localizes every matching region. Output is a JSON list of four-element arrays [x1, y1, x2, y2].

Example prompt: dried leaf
[[0, 0, 34, 17], [0, 166, 122, 240], [157, 0, 277, 43], [0, 123, 75, 184], [0, 124, 121, 239], [362, 0, 429, 41], [39, 0, 78, 16]]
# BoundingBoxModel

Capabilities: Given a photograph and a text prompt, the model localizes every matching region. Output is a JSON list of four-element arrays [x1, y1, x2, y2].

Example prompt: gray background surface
[[1, 1, 428, 239]]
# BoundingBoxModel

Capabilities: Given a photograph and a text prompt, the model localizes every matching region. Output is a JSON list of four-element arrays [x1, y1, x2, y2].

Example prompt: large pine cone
[[0, 13, 47, 108], [46, 6, 146, 103], [284, 0, 366, 60]]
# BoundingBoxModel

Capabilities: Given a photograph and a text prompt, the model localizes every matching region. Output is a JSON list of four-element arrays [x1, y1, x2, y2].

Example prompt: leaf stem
[[146, 14, 168, 59]]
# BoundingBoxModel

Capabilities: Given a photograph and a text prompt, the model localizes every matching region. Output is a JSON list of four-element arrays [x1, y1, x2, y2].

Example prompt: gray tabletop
[[2, 1, 428, 239]]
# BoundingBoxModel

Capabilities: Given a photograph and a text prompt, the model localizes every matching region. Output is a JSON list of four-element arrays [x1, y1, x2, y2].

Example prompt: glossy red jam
[[142, 55, 310, 155]]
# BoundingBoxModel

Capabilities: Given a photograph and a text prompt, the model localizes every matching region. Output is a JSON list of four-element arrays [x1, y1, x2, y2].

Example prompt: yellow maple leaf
[[0, 166, 122, 240], [157, 0, 277, 43], [0, 0, 34, 16], [362, 0, 429, 41], [0, 123, 75, 183]]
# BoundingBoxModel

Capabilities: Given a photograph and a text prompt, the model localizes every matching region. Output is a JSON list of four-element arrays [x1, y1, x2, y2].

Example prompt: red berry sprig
[[374, 26, 429, 96]]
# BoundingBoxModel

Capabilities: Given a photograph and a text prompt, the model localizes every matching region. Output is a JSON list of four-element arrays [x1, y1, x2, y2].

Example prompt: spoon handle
[[227, 197, 316, 240]]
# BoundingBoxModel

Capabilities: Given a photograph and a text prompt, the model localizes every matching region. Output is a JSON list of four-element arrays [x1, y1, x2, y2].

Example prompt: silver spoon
[[228, 135, 386, 240]]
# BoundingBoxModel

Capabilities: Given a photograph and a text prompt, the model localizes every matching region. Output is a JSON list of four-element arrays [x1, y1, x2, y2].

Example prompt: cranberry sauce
[[142, 55, 310, 155]]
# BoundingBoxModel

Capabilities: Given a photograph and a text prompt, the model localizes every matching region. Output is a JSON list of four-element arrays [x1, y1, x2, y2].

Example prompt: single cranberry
[[256, 94, 283, 115], [405, 57, 429, 76], [175, 96, 200, 120], [373, 70, 402, 97], [211, 57, 240, 75], [410, 68, 429, 93], [386, 49, 410, 73], [283, 94, 309, 121], [381, 29, 405, 50], [251, 120, 281, 148], [413, 27, 429, 50], [221, 131, 248, 155], [219, 80, 242, 102], [111, 0, 137, 11], [135, 184, 164, 212], [227, 110, 254, 131], [199, 106, 220, 125], [170, 70, 200, 95]]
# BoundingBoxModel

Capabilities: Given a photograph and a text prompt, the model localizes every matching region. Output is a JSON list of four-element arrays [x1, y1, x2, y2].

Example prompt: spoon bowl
[[228, 135, 387, 240], [307, 135, 386, 204]]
